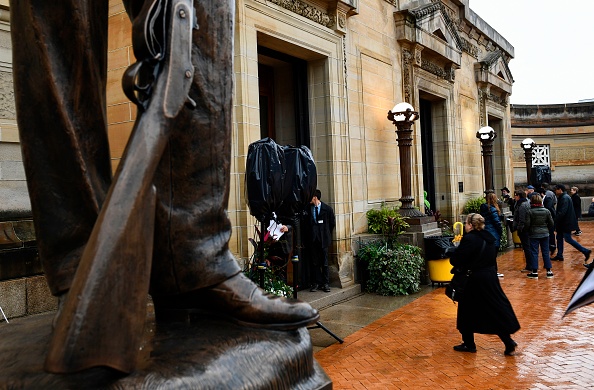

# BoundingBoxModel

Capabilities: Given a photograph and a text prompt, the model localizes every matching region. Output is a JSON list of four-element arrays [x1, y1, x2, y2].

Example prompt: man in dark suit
[[307, 190, 336, 292]]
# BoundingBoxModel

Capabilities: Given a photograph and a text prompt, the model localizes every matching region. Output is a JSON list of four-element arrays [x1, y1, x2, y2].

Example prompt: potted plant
[[356, 204, 424, 294], [357, 240, 424, 295]]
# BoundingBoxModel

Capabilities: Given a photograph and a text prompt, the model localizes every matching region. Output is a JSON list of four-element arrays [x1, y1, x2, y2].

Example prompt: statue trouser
[[10, 0, 317, 374]]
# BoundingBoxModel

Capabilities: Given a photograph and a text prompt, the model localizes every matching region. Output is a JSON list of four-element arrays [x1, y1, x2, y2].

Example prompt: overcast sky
[[469, 0, 594, 105]]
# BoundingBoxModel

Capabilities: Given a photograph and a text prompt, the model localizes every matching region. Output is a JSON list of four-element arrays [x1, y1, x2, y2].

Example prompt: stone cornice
[[511, 103, 594, 128]]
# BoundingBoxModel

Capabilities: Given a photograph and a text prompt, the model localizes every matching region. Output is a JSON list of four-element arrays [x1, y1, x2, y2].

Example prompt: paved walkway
[[316, 221, 594, 389]]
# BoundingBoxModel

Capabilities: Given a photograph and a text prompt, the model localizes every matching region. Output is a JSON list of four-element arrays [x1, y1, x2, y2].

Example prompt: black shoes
[[584, 249, 592, 263], [551, 256, 564, 261], [311, 284, 331, 292], [504, 340, 518, 356], [453, 343, 476, 353]]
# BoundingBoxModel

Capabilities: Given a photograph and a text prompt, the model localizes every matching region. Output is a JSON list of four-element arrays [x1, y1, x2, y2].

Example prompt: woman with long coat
[[450, 213, 520, 355]]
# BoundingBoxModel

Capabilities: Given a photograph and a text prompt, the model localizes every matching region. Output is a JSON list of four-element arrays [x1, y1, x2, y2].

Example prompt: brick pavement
[[316, 221, 594, 389]]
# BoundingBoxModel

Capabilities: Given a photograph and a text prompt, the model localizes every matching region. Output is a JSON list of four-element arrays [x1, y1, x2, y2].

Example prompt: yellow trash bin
[[512, 230, 521, 248], [427, 258, 453, 285]]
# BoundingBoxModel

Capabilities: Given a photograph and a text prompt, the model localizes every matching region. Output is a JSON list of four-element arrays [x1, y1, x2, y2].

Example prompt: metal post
[[387, 105, 424, 217]]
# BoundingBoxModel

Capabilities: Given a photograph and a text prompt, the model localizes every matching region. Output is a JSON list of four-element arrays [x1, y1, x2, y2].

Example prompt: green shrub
[[463, 196, 485, 214], [358, 240, 424, 296], [499, 223, 508, 252], [366, 204, 409, 238]]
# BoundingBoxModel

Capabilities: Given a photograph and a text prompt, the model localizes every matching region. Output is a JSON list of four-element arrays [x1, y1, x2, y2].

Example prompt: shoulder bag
[[445, 240, 486, 302]]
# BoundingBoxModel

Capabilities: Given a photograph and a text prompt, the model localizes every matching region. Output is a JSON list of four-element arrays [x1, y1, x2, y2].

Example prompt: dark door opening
[[257, 46, 310, 148], [419, 98, 435, 214]]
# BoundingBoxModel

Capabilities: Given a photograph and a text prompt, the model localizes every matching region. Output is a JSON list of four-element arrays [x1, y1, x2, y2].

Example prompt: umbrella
[[564, 265, 594, 316]]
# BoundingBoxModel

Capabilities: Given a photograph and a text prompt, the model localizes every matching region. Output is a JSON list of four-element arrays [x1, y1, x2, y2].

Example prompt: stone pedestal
[[0, 312, 331, 389], [397, 216, 442, 248]]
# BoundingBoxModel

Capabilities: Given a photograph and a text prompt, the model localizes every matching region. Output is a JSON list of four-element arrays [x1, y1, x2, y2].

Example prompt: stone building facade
[[511, 102, 594, 196], [107, 0, 517, 288], [1, 0, 517, 301]]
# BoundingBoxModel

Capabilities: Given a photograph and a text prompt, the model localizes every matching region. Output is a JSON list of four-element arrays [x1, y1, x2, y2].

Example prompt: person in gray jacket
[[524, 194, 555, 279]]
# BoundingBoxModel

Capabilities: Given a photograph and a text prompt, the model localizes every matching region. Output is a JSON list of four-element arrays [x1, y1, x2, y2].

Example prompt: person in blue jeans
[[552, 184, 592, 265], [524, 194, 555, 279]]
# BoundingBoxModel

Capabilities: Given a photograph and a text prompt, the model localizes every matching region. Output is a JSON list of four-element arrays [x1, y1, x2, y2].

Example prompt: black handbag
[[445, 241, 486, 302]]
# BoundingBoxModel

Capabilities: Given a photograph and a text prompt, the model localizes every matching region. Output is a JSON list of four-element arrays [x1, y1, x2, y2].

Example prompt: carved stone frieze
[[460, 37, 480, 59], [488, 92, 507, 107], [420, 59, 448, 80], [478, 88, 487, 127], [268, 0, 336, 28], [414, 45, 423, 67], [0, 71, 15, 119], [402, 48, 412, 103]]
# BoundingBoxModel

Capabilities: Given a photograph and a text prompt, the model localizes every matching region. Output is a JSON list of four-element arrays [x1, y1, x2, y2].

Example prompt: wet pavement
[[309, 221, 594, 389]]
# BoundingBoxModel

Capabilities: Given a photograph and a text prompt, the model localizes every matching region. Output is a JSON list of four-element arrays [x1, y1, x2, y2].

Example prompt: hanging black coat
[[450, 229, 520, 335]]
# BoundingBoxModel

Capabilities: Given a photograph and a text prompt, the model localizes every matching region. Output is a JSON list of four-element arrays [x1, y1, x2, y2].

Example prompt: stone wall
[[511, 102, 594, 195], [103, 0, 516, 288]]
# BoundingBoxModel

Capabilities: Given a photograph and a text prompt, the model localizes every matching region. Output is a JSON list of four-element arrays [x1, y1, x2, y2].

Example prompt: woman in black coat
[[450, 213, 521, 355]]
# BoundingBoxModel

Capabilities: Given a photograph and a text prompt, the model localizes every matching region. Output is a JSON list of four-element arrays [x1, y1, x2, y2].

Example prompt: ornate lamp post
[[521, 138, 536, 185], [476, 126, 497, 193], [387, 102, 424, 217]]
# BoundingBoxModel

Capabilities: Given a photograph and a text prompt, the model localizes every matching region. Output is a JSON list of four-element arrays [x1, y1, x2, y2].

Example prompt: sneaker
[[309, 284, 319, 292], [520, 268, 531, 273], [546, 270, 554, 278], [574, 231, 582, 236], [497, 273, 504, 278], [527, 272, 538, 279], [551, 256, 564, 261]]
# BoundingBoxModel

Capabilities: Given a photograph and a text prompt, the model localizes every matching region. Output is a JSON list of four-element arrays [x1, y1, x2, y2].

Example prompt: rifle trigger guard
[[122, 61, 149, 109]]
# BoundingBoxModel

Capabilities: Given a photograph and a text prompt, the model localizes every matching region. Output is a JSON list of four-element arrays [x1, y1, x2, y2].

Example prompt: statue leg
[[9, 0, 112, 296], [148, 0, 318, 329]]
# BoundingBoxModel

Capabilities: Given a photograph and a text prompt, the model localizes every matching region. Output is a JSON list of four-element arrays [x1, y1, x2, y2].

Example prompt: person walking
[[513, 190, 533, 272], [552, 184, 592, 265], [480, 192, 503, 249], [480, 192, 503, 277], [524, 194, 555, 279], [306, 189, 336, 292], [570, 186, 582, 236], [450, 213, 520, 356]]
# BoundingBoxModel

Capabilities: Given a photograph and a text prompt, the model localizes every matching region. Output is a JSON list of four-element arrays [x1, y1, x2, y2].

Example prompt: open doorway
[[488, 115, 506, 192], [257, 46, 310, 148], [419, 94, 449, 216]]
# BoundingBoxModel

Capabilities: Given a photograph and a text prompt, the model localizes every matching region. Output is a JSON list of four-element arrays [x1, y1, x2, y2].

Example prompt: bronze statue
[[10, 0, 318, 374]]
